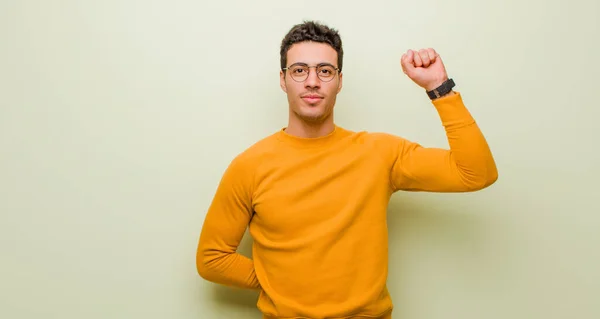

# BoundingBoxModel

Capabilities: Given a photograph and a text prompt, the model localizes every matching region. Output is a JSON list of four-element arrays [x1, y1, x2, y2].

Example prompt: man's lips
[[301, 94, 323, 103]]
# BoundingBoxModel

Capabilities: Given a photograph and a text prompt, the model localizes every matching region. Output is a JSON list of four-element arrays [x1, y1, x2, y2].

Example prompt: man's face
[[280, 41, 343, 124]]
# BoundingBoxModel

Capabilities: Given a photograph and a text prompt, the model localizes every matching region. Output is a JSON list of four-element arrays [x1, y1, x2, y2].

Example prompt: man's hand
[[401, 48, 449, 92]]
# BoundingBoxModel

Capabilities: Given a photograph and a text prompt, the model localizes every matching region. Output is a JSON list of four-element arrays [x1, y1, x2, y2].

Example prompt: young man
[[196, 21, 498, 319]]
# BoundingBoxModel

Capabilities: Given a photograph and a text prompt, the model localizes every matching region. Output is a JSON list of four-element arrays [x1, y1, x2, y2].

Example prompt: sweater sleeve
[[386, 92, 498, 192], [196, 153, 261, 290]]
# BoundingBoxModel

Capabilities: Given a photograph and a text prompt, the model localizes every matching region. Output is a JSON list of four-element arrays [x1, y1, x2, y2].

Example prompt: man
[[196, 21, 498, 319]]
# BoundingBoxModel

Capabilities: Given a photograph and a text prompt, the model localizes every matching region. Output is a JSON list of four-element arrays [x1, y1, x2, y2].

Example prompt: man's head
[[279, 21, 343, 126]]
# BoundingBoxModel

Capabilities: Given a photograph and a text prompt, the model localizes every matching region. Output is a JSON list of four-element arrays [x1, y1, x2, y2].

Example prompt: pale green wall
[[1, 1, 598, 318]]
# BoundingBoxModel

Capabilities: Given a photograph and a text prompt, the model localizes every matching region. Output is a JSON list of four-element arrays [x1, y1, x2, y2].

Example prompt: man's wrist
[[426, 78, 455, 100], [425, 79, 447, 92]]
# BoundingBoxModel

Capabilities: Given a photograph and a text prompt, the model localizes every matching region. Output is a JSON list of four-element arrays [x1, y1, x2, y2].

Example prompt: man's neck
[[284, 118, 335, 138]]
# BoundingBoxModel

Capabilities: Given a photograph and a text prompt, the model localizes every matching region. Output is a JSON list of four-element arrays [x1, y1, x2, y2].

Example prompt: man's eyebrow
[[289, 62, 336, 67]]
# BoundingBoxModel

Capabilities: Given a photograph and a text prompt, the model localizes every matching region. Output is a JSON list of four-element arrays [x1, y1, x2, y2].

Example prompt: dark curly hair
[[280, 20, 343, 72]]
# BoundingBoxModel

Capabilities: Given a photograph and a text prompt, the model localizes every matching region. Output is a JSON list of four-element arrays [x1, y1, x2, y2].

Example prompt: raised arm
[[386, 48, 498, 192], [387, 92, 498, 192], [196, 154, 260, 290]]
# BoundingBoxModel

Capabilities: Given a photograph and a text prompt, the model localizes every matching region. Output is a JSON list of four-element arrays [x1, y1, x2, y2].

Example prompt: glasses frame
[[282, 62, 340, 82]]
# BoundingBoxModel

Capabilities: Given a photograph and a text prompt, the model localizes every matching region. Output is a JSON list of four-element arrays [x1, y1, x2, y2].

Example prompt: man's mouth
[[301, 94, 323, 104]]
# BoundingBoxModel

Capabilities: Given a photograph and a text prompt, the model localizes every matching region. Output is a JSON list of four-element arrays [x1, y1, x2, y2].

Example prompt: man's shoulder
[[340, 127, 414, 166], [229, 131, 281, 167], [340, 126, 407, 146]]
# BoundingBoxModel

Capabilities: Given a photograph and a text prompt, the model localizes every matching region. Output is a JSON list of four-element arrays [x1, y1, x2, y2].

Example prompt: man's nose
[[304, 69, 321, 88]]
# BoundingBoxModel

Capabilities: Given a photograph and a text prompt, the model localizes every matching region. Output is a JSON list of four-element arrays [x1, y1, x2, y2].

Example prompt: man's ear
[[337, 72, 343, 93], [280, 70, 287, 93]]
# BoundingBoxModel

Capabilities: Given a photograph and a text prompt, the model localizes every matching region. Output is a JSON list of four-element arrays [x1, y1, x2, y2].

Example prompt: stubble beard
[[294, 105, 332, 124]]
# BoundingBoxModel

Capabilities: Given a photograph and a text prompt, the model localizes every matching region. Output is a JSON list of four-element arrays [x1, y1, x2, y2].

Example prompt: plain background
[[1, 0, 599, 318]]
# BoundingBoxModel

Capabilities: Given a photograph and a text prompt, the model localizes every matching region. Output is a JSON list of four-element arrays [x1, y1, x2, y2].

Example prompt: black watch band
[[426, 78, 455, 100]]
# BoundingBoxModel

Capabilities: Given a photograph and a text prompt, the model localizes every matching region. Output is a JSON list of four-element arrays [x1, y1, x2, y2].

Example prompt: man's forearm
[[433, 92, 498, 189], [197, 246, 261, 290]]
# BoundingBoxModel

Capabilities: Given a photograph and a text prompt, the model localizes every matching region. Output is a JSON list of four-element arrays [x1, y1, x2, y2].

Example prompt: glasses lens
[[290, 65, 308, 81], [317, 65, 336, 81]]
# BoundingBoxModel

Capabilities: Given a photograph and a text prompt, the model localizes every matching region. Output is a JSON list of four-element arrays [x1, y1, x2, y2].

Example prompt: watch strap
[[426, 78, 455, 100]]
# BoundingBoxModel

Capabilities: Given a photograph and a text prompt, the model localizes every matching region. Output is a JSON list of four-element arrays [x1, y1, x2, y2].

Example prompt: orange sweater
[[196, 92, 498, 318]]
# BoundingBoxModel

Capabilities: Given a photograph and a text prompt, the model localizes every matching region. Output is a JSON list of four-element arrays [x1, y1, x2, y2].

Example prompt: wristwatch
[[426, 78, 455, 100]]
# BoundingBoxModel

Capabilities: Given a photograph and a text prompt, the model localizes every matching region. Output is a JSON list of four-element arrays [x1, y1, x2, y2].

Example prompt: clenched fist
[[401, 48, 449, 92]]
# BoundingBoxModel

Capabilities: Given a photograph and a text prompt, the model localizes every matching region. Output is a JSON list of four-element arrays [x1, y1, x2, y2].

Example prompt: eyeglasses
[[283, 63, 340, 82]]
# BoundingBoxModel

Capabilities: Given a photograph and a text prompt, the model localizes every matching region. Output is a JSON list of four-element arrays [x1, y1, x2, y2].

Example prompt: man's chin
[[298, 110, 329, 123]]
